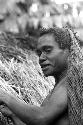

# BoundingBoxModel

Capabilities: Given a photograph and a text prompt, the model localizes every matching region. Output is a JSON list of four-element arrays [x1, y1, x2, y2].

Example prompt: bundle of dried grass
[[0, 32, 55, 125]]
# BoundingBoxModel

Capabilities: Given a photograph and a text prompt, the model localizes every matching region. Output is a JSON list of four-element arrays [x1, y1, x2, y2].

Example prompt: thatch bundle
[[67, 29, 83, 125], [0, 32, 55, 125]]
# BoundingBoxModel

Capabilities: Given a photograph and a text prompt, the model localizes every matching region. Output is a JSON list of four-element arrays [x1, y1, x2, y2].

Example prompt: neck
[[54, 68, 67, 84]]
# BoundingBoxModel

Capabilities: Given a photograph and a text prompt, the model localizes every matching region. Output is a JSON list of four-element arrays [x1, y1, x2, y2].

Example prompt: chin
[[42, 67, 54, 77], [43, 71, 53, 77]]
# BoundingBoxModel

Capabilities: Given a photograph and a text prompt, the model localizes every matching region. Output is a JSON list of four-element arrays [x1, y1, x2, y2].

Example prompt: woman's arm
[[11, 115, 26, 125], [0, 105, 26, 125], [0, 83, 67, 125]]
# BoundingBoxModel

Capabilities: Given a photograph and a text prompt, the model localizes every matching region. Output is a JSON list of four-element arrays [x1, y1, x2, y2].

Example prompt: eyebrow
[[36, 45, 53, 52], [42, 45, 53, 49]]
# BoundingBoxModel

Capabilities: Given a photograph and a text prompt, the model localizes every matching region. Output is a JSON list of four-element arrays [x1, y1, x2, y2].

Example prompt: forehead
[[37, 34, 59, 49]]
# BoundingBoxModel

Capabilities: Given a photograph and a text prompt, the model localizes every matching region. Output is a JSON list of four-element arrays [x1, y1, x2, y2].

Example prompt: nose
[[39, 52, 46, 64]]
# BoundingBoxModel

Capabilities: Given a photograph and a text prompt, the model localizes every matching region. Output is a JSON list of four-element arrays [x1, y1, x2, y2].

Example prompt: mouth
[[41, 64, 50, 70]]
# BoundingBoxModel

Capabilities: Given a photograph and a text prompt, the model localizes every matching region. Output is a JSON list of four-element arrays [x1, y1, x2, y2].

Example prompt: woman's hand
[[0, 105, 13, 117], [0, 105, 26, 125]]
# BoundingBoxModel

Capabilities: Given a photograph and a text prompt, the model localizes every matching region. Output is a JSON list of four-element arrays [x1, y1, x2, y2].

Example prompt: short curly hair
[[39, 27, 72, 50]]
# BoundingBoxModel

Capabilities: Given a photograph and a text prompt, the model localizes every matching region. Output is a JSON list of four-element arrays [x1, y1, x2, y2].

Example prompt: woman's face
[[36, 34, 69, 77]]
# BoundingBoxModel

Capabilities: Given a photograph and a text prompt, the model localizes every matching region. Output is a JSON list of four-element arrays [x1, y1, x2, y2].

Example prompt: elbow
[[25, 107, 47, 125], [35, 112, 48, 125], [33, 108, 51, 125], [26, 116, 46, 125], [33, 108, 49, 125], [33, 116, 47, 125]]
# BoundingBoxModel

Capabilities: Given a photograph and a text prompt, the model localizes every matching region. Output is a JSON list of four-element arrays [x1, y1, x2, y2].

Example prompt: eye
[[44, 48, 52, 54]]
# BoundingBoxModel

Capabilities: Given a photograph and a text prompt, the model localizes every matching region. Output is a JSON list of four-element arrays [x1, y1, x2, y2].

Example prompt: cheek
[[47, 50, 63, 65], [49, 53, 64, 68], [48, 55, 59, 67]]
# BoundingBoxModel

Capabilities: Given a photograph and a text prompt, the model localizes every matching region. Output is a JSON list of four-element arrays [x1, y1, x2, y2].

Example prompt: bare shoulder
[[42, 77, 67, 108], [49, 77, 67, 105], [53, 77, 67, 95], [40, 77, 67, 124]]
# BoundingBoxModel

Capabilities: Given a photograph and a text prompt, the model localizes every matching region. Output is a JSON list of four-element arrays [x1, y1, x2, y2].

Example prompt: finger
[[0, 105, 7, 109], [0, 106, 12, 117], [0, 102, 4, 105], [0, 108, 10, 116]]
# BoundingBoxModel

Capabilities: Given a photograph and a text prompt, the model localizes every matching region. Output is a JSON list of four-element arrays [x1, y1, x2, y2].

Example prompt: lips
[[41, 64, 50, 69]]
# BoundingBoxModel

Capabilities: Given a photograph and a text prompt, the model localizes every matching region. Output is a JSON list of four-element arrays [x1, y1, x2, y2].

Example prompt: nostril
[[40, 52, 46, 59]]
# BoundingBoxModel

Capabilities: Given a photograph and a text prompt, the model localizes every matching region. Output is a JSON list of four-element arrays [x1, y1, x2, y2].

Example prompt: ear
[[63, 49, 69, 60], [63, 49, 69, 55]]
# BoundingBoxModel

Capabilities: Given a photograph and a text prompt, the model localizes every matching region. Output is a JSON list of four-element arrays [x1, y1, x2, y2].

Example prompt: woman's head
[[36, 27, 71, 78]]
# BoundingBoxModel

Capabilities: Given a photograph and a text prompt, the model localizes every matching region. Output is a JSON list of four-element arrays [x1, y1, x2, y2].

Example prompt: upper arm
[[40, 84, 67, 124]]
